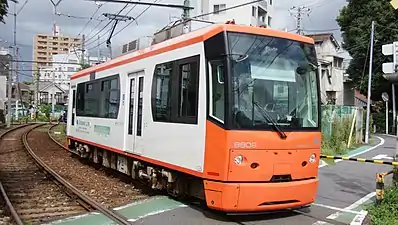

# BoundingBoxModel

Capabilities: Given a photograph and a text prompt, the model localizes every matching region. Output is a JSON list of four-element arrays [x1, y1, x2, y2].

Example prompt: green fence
[[321, 105, 358, 140]]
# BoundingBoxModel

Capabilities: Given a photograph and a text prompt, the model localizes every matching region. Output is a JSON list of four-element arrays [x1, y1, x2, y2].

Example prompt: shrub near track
[[366, 186, 398, 225]]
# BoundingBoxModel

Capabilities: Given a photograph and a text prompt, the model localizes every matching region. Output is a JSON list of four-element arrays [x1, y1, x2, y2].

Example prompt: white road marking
[[350, 210, 368, 225], [318, 136, 385, 168], [345, 192, 376, 210], [312, 203, 365, 215]]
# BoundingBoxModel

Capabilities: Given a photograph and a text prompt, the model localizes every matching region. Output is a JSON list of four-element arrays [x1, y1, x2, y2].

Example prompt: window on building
[[151, 55, 200, 124], [269, 0, 272, 5], [252, 6, 257, 17], [268, 16, 272, 26], [213, 4, 226, 14], [67, 67, 74, 72]]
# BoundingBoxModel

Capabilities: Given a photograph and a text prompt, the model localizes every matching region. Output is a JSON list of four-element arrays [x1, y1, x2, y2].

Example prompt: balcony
[[258, 0, 267, 10]]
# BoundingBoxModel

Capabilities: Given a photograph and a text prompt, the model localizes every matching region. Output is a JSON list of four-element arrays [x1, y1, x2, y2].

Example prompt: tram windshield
[[214, 32, 320, 133]]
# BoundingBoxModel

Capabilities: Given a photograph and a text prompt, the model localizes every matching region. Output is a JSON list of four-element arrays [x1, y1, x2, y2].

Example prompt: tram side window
[[101, 78, 120, 119], [151, 55, 200, 124], [177, 60, 199, 123], [84, 82, 100, 117], [209, 60, 225, 123], [76, 75, 120, 118], [152, 62, 173, 122]]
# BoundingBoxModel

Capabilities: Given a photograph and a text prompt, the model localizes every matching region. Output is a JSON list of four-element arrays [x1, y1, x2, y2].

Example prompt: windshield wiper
[[252, 100, 287, 140]]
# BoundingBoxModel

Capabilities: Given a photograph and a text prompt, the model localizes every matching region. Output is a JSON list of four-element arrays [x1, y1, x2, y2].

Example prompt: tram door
[[125, 71, 145, 155]]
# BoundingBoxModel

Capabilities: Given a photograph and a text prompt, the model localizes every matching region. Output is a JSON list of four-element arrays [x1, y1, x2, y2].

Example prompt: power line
[[87, 0, 264, 51], [83, 2, 131, 45], [11, 60, 81, 65], [84, 3, 139, 48], [16, 0, 29, 15], [87, 0, 159, 51]]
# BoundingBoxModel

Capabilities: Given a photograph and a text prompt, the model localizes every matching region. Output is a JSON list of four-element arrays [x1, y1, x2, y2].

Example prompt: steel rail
[[0, 123, 32, 225], [24, 123, 131, 225]]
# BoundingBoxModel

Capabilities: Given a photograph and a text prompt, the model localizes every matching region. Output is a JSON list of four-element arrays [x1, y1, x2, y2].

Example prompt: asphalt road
[[131, 135, 396, 225]]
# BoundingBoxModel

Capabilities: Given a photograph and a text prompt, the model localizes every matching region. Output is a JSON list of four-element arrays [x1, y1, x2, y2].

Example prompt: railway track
[[0, 123, 132, 225]]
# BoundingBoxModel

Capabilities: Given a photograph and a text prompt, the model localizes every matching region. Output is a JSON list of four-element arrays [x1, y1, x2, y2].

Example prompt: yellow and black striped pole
[[376, 172, 386, 204], [320, 155, 398, 166], [375, 171, 393, 204]]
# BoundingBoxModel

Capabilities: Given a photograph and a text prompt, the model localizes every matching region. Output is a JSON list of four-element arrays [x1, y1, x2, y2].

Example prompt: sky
[[0, 0, 349, 82]]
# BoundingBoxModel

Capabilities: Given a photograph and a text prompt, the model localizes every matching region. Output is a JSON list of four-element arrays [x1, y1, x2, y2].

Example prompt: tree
[[336, 0, 398, 102], [0, 0, 15, 24], [77, 63, 90, 71]]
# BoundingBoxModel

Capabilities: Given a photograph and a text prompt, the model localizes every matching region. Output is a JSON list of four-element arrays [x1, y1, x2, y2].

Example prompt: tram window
[[152, 62, 173, 122], [177, 62, 199, 119], [76, 74, 120, 118], [209, 60, 225, 122], [151, 55, 200, 124]]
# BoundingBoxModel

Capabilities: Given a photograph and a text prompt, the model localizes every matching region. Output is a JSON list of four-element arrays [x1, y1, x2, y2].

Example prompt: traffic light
[[382, 42, 398, 75]]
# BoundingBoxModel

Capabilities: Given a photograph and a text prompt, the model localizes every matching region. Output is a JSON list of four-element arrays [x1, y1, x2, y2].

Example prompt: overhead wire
[[83, 1, 132, 45], [84, 2, 141, 48], [86, 0, 160, 51]]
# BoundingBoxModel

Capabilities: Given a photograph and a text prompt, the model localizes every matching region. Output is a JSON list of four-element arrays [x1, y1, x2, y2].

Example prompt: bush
[[367, 185, 398, 225], [321, 116, 355, 155]]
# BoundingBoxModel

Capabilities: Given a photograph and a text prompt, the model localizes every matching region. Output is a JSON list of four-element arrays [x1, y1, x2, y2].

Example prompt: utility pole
[[51, 70, 55, 122], [97, 35, 100, 64], [365, 21, 375, 144], [289, 6, 311, 35], [35, 69, 40, 122], [103, 13, 134, 59], [81, 34, 85, 66], [6, 55, 12, 128]]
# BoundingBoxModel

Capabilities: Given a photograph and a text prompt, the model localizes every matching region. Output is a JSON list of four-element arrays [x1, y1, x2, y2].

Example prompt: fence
[[321, 105, 364, 145]]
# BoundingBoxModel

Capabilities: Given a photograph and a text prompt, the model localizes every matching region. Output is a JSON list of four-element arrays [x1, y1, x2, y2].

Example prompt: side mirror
[[217, 65, 224, 84]]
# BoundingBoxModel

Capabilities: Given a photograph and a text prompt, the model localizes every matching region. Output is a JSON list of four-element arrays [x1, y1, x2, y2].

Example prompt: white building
[[306, 33, 347, 105], [39, 49, 109, 91], [0, 48, 12, 123], [152, 0, 274, 45], [190, 0, 273, 27]]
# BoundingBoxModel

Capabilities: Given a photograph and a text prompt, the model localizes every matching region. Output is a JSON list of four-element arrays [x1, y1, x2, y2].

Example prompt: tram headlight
[[309, 154, 316, 163], [234, 155, 244, 165]]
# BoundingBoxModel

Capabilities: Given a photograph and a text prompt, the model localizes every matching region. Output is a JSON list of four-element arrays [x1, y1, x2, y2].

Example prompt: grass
[[49, 123, 66, 144], [321, 116, 357, 156], [366, 185, 398, 225]]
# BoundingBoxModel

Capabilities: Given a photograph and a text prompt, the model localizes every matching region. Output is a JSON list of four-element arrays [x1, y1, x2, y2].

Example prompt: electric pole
[[81, 34, 85, 66], [103, 13, 134, 59], [365, 21, 375, 144], [6, 55, 12, 128], [35, 68, 40, 122], [289, 6, 311, 35], [97, 35, 100, 64]]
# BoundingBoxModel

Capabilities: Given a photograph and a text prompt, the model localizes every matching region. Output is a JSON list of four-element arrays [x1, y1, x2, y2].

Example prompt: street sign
[[382, 42, 398, 74], [382, 92, 389, 102], [372, 154, 393, 160]]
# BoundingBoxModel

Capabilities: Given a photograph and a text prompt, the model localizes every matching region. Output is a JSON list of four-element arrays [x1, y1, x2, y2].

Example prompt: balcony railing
[[258, 0, 267, 10]]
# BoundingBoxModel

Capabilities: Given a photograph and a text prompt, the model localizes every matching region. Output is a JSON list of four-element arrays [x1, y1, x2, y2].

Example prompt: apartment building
[[153, 0, 274, 44], [191, 0, 273, 27], [32, 25, 82, 73]]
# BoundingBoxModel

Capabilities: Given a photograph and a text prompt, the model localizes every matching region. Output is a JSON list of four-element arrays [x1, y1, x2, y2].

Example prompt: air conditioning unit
[[115, 37, 153, 57]]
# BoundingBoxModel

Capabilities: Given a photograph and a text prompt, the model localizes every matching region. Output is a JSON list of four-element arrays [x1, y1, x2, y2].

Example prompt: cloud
[[0, 0, 348, 81]]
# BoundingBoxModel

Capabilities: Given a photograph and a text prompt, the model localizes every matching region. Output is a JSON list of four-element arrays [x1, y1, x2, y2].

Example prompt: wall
[[316, 39, 345, 105], [0, 76, 6, 111], [190, 0, 273, 27]]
